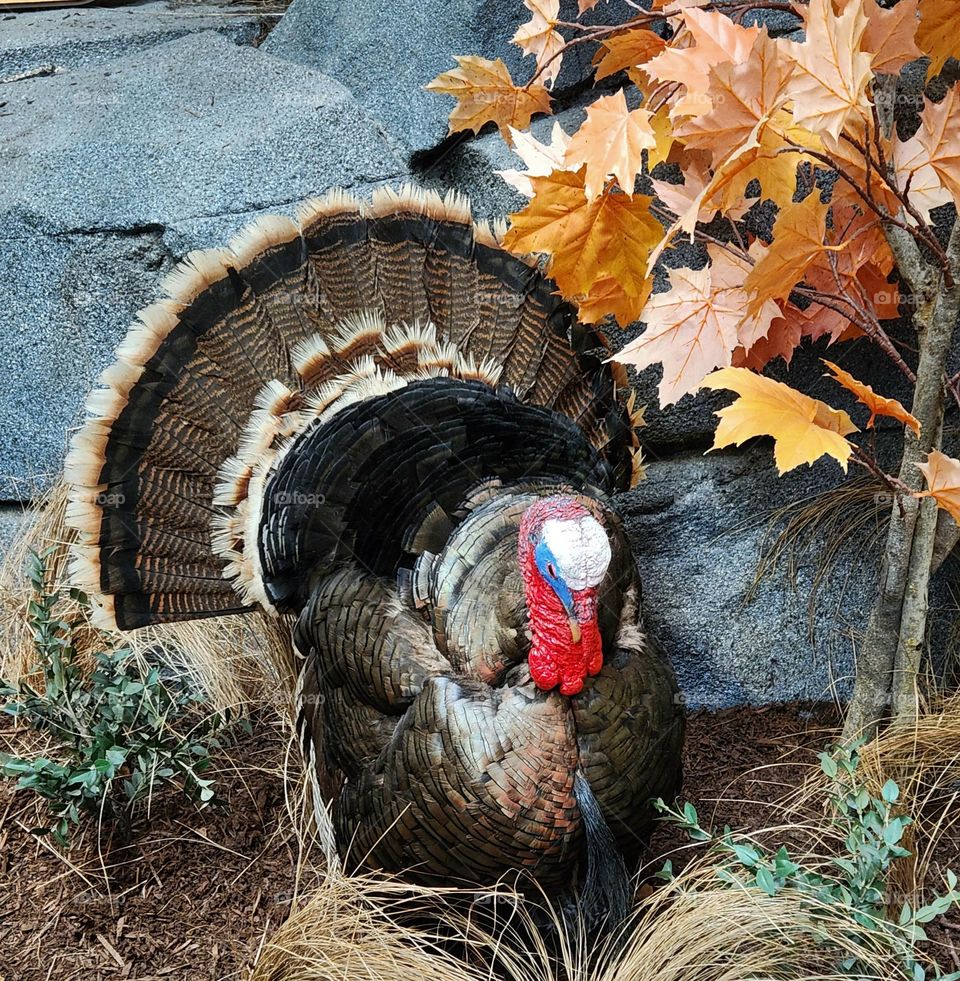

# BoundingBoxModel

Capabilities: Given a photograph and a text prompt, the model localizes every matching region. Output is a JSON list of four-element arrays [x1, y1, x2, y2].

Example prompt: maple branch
[[648, 82, 681, 115], [728, 216, 749, 254], [648, 202, 754, 267], [948, 364, 960, 411], [850, 444, 912, 505], [780, 143, 949, 272], [792, 285, 917, 385], [524, 13, 658, 88], [946, 372, 960, 413], [824, 246, 918, 384], [535, 0, 799, 90], [837, 131, 953, 282], [682, 0, 798, 11], [869, 98, 889, 173]]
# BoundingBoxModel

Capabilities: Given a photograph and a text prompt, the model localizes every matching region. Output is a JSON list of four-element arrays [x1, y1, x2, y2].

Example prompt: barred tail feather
[[64, 185, 638, 632]]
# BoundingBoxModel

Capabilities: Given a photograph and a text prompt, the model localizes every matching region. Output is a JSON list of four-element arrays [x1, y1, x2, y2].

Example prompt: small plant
[[656, 743, 960, 980], [0, 548, 244, 845]]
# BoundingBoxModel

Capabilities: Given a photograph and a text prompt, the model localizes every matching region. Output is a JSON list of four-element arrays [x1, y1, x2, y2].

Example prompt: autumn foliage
[[429, 0, 960, 735], [428, 0, 959, 502]]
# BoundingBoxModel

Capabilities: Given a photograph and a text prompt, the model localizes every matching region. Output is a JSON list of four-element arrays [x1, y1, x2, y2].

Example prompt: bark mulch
[[5, 700, 945, 981]]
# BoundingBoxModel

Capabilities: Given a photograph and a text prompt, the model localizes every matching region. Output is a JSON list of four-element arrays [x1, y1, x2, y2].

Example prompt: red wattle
[[519, 499, 605, 696]]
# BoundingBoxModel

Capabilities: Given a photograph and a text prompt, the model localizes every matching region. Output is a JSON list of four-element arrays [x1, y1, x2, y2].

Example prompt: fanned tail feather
[[64, 185, 639, 632]]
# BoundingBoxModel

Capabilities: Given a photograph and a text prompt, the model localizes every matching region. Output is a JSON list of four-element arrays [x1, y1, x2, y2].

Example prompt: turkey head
[[519, 496, 612, 696]]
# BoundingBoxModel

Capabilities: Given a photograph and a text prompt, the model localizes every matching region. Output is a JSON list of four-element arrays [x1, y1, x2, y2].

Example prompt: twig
[[851, 445, 911, 511]]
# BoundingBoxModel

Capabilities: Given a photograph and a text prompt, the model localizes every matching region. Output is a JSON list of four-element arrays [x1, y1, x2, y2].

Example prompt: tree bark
[[842, 223, 960, 742], [891, 495, 939, 722]]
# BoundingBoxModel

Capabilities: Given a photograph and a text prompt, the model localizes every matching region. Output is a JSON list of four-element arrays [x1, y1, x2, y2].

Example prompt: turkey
[[63, 186, 685, 921]]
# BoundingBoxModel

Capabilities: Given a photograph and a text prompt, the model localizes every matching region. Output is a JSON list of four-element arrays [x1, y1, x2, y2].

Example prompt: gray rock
[[0, 228, 173, 501], [0, 32, 410, 236], [0, 32, 411, 499], [0, 505, 30, 558], [262, 0, 645, 152], [0, 1, 264, 78], [623, 442, 953, 709], [741, 6, 803, 40], [162, 201, 307, 254]]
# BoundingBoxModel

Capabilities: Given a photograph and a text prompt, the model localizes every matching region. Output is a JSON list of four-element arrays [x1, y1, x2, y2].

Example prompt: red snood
[[518, 506, 604, 696]]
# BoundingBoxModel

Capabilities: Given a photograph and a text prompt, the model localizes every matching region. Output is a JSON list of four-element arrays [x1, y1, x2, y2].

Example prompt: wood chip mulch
[[2, 700, 921, 981]]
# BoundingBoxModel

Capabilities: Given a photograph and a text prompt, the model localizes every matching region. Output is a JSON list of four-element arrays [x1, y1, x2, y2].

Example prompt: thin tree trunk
[[842, 223, 960, 742], [842, 485, 922, 741], [889, 282, 958, 722], [891, 495, 939, 722], [932, 509, 960, 571]]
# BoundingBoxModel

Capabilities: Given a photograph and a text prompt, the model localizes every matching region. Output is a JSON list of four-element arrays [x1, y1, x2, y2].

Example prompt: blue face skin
[[534, 539, 576, 618]]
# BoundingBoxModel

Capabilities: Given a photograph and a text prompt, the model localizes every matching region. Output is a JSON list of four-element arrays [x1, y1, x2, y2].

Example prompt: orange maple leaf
[[613, 246, 779, 405], [645, 129, 766, 272], [917, 450, 960, 523], [783, 0, 873, 142], [718, 120, 818, 211], [512, 0, 565, 88], [804, 207, 899, 323], [802, 302, 862, 344], [856, 262, 900, 320], [647, 106, 675, 169], [644, 8, 760, 117], [676, 32, 792, 156], [645, 117, 818, 272], [652, 149, 748, 223], [915, 88, 960, 206], [894, 131, 954, 223], [822, 360, 921, 435], [425, 57, 551, 141], [497, 122, 571, 197], [502, 168, 661, 310], [917, 0, 960, 77], [576, 275, 653, 326], [593, 28, 666, 83], [743, 193, 843, 317], [564, 90, 657, 199], [733, 312, 803, 371], [826, 116, 901, 214], [702, 367, 859, 474], [862, 0, 922, 74]]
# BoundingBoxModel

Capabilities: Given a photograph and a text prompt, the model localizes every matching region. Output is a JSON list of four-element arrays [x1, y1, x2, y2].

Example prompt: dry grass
[[856, 696, 960, 909], [250, 862, 913, 981], [0, 480, 296, 716], [744, 477, 888, 635], [251, 699, 960, 981]]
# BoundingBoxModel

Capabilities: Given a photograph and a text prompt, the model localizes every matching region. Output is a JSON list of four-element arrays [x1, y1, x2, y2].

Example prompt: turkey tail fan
[[64, 185, 640, 632]]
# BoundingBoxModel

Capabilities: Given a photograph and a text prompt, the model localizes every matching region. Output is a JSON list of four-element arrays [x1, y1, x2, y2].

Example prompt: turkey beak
[[556, 594, 581, 644]]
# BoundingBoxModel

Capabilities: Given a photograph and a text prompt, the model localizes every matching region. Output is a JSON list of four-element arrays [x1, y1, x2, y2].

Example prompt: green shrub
[[656, 744, 960, 980], [0, 548, 246, 845]]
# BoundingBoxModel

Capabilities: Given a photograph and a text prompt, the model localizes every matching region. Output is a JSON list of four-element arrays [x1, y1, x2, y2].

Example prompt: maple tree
[[430, 0, 960, 740]]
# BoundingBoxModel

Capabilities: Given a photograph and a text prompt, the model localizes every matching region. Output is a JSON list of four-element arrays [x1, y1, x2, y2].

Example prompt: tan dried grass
[[250, 860, 911, 981], [0, 479, 295, 716]]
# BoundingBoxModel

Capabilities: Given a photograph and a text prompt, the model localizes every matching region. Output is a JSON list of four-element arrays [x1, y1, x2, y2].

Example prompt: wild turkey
[[63, 186, 685, 920]]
